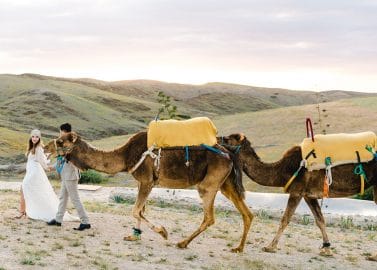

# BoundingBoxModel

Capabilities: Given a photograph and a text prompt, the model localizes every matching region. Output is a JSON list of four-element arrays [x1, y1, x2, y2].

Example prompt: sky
[[1, 0, 376, 92]]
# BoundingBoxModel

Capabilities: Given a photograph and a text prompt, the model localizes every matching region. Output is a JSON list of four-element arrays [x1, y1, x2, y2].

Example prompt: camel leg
[[176, 180, 220, 249], [220, 179, 253, 253], [124, 181, 168, 241], [304, 197, 332, 256], [263, 194, 302, 253]]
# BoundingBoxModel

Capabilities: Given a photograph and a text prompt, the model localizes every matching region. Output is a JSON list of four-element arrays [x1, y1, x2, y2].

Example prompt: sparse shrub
[[301, 214, 311, 225], [156, 91, 191, 120], [184, 254, 198, 261], [79, 170, 106, 184], [176, 114, 191, 119], [110, 194, 135, 205], [188, 204, 201, 213], [52, 242, 63, 250], [157, 91, 178, 120], [20, 257, 36, 265], [154, 199, 171, 208], [340, 216, 354, 229], [364, 224, 377, 231], [257, 209, 271, 220]]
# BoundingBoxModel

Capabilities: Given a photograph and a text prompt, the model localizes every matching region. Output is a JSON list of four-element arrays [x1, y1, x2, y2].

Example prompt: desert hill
[[1, 73, 376, 163]]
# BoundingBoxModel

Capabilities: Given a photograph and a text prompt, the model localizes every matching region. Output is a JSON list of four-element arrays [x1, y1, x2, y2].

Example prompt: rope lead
[[354, 151, 367, 195]]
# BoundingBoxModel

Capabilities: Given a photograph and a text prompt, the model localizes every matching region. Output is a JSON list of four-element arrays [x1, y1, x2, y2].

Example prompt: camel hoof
[[319, 247, 333, 257], [153, 226, 168, 240], [231, 246, 243, 253], [262, 246, 277, 253], [367, 254, 377, 261], [177, 241, 188, 249], [123, 235, 140, 241]]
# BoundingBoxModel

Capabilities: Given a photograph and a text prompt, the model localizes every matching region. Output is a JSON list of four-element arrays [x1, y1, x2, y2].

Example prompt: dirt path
[[0, 189, 376, 270]]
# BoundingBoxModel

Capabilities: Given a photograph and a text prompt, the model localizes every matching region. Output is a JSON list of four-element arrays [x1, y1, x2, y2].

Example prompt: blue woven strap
[[185, 146, 190, 165], [200, 144, 228, 157], [55, 156, 65, 174], [354, 164, 368, 182]]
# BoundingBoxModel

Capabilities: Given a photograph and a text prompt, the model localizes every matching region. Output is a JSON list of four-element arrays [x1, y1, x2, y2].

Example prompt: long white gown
[[22, 146, 79, 222]]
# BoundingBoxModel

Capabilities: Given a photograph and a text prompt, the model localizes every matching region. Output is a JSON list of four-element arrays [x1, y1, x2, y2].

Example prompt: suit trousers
[[56, 179, 89, 224]]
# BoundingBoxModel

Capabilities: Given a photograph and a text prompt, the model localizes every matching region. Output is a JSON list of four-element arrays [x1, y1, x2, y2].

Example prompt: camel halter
[[218, 136, 241, 154], [53, 139, 74, 155]]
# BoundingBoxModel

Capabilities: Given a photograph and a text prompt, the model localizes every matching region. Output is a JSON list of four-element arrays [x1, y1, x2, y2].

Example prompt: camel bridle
[[219, 136, 242, 154], [54, 139, 74, 155]]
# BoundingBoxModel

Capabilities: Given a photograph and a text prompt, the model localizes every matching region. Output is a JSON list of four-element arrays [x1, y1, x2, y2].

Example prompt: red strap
[[306, 118, 315, 142]]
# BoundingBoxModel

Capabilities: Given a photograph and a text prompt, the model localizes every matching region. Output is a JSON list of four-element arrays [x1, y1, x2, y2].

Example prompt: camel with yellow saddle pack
[[219, 119, 377, 260], [44, 117, 253, 253]]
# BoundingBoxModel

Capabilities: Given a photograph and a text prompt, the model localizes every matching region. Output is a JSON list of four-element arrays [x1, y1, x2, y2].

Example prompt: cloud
[[0, 0, 376, 90]]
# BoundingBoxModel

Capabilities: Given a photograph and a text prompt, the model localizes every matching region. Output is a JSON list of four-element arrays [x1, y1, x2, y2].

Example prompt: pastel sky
[[1, 0, 376, 91]]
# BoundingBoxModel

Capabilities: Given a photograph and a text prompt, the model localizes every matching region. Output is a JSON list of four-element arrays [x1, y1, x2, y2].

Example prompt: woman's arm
[[35, 146, 49, 170]]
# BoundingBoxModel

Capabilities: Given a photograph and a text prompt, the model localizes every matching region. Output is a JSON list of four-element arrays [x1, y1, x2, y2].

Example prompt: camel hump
[[147, 117, 218, 148], [301, 131, 377, 171]]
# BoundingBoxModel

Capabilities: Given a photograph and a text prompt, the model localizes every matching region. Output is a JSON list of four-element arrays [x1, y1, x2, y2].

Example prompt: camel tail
[[229, 152, 245, 198]]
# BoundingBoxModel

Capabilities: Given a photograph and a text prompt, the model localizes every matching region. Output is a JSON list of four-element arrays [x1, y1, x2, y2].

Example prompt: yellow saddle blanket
[[147, 117, 218, 148], [301, 131, 377, 171]]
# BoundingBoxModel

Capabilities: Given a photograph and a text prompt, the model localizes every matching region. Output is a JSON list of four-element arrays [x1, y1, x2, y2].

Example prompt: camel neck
[[70, 141, 127, 174], [240, 146, 288, 187]]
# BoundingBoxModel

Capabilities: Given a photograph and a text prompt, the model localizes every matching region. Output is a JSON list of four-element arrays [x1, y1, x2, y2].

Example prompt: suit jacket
[[60, 160, 80, 181]]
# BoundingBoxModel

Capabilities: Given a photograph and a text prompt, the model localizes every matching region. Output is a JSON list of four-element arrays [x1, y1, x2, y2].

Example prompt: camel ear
[[234, 133, 245, 142], [70, 132, 78, 143]]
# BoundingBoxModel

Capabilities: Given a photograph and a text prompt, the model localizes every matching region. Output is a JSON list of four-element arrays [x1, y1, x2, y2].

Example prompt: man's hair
[[60, 123, 72, 132]]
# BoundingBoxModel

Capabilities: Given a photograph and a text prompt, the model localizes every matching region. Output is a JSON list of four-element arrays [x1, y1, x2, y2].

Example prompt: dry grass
[[0, 190, 376, 269]]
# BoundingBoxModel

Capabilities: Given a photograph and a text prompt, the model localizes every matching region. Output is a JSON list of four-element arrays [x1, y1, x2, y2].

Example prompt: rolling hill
[[1, 73, 377, 163]]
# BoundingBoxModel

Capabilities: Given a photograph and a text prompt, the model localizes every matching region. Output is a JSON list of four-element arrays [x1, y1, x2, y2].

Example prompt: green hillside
[[1, 73, 377, 165], [214, 97, 377, 161]]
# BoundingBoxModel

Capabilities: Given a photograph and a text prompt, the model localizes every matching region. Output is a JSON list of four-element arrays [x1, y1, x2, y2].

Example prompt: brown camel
[[44, 131, 253, 252], [219, 133, 377, 257]]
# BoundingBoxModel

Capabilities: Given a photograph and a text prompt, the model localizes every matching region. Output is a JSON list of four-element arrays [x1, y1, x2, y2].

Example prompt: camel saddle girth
[[147, 117, 218, 148], [301, 131, 377, 171]]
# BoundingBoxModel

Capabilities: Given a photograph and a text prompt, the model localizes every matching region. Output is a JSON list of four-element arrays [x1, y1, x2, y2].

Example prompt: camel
[[219, 133, 377, 257], [44, 131, 253, 252]]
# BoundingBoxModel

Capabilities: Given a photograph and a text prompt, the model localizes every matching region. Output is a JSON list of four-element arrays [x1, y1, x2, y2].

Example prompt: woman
[[16, 129, 79, 222]]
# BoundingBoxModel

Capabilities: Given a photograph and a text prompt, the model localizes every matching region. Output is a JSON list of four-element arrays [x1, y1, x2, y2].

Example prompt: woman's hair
[[26, 137, 43, 156]]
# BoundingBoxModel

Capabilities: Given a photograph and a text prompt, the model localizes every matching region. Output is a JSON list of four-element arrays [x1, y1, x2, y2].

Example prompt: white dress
[[22, 146, 79, 222]]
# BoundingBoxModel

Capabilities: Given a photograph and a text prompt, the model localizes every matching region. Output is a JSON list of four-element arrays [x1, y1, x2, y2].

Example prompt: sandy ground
[[0, 186, 376, 269]]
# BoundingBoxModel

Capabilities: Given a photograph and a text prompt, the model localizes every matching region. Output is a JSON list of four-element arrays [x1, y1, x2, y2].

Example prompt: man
[[47, 123, 91, 231]]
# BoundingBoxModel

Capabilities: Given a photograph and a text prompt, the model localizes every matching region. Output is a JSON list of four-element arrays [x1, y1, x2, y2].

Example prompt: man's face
[[60, 130, 68, 136]]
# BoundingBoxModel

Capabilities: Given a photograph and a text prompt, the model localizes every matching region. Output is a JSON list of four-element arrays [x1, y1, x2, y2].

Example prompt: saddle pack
[[301, 131, 377, 171], [147, 117, 217, 148]]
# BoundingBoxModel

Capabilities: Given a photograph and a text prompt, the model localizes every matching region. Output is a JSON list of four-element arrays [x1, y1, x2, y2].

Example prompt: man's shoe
[[74, 223, 91, 231], [47, 219, 61, 226]]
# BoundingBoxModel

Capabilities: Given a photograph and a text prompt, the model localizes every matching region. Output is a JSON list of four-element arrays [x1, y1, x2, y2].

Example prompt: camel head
[[44, 132, 79, 157], [218, 133, 258, 161], [218, 133, 247, 148]]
